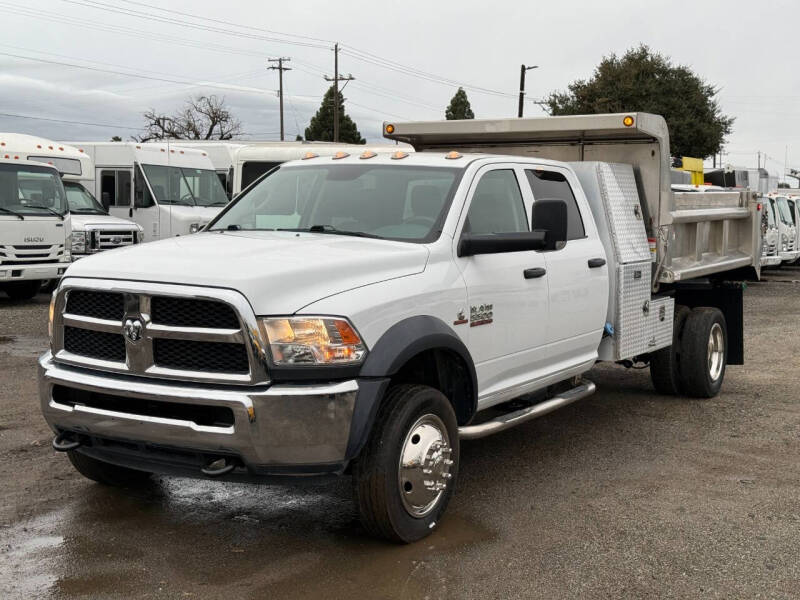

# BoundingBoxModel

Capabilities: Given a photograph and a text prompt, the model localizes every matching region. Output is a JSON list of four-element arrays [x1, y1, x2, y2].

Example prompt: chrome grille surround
[[51, 277, 269, 386], [85, 225, 139, 253]]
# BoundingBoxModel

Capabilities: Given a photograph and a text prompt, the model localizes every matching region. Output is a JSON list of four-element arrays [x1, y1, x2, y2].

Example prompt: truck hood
[[64, 230, 429, 314], [70, 213, 140, 230], [0, 215, 68, 246]]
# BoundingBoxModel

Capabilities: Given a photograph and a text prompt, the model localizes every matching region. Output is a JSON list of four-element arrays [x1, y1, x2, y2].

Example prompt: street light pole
[[518, 64, 539, 118]]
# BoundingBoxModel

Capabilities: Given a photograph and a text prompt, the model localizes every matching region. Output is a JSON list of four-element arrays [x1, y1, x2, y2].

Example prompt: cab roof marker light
[[58, 147, 63, 151], [445, 151, 462, 160], [390, 151, 409, 160], [79, 149, 84, 153], [360, 150, 377, 159], [36, 144, 41, 149], [332, 151, 350, 160], [385, 124, 395, 134], [623, 115, 635, 127], [302, 151, 319, 160], [136, 145, 141, 149]]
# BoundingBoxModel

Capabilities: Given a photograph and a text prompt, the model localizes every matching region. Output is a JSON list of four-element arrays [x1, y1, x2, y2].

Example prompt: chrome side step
[[458, 380, 596, 440]]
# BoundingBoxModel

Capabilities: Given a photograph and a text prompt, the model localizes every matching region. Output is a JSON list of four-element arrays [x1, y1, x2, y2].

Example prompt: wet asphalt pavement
[[1, 270, 799, 599]]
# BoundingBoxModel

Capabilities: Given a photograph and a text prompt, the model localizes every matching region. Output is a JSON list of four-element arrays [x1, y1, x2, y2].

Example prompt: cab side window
[[100, 170, 132, 208], [525, 169, 585, 240], [464, 170, 528, 234]]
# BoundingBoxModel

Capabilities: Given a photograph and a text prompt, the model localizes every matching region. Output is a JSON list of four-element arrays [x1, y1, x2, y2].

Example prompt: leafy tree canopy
[[304, 86, 365, 144], [546, 45, 733, 158], [445, 87, 475, 120]]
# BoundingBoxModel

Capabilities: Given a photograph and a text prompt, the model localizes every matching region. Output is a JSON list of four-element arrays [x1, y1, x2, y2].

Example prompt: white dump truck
[[5, 134, 144, 260], [65, 142, 229, 240], [0, 153, 70, 299], [40, 113, 759, 542]]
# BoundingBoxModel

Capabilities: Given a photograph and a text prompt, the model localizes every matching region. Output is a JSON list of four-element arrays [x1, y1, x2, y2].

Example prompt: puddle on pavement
[[0, 335, 48, 358], [1, 476, 492, 598]]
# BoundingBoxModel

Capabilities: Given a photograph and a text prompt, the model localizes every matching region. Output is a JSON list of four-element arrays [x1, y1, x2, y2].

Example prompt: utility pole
[[518, 64, 539, 118], [325, 43, 355, 142], [268, 57, 291, 141]]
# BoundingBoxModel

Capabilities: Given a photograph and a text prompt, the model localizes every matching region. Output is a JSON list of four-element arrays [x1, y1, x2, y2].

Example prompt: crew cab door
[[522, 166, 608, 368], [453, 166, 549, 402]]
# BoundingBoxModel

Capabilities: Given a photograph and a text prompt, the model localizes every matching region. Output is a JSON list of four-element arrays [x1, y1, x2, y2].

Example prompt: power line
[[0, 111, 140, 130]]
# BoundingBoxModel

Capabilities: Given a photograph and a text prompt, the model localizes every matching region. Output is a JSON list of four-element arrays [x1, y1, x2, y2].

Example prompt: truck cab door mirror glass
[[531, 199, 568, 251]]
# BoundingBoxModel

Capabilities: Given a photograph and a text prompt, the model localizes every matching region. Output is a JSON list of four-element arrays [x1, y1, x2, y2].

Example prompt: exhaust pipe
[[201, 457, 236, 477]]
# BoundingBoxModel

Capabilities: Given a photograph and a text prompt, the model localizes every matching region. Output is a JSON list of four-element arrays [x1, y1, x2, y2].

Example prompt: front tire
[[4, 280, 41, 300], [679, 307, 727, 398], [353, 384, 459, 543], [67, 451, 152, 487]]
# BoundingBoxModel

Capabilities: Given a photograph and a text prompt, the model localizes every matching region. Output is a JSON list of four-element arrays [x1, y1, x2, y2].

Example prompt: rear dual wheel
[[650, 306, 728, 398]]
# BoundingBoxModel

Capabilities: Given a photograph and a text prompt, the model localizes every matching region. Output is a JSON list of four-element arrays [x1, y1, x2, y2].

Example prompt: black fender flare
[[346, 316, 477, 459]]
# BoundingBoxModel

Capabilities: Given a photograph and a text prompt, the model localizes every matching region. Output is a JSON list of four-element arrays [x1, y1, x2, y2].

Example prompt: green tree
[[445, 87, 475, 120], [304, 86, 365, 144], [546, 45, 733, 158]]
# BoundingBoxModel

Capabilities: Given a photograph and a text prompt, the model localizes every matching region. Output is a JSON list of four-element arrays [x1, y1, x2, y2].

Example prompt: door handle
[[588, 258, 606, 268], [523, 267, 547, 279]]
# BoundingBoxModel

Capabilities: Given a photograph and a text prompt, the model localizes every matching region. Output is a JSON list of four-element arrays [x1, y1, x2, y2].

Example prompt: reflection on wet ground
[[1, 476, 491, 599]]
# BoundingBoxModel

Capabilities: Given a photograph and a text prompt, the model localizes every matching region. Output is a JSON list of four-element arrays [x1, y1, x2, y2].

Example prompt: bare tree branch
[[136, 95, 242, 141]]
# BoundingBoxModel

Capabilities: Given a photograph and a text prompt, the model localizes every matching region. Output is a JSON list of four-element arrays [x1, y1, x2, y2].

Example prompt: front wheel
[[4, 280, 41, 300], [679, 307, 728, 398], [353, 384, 459, 543]]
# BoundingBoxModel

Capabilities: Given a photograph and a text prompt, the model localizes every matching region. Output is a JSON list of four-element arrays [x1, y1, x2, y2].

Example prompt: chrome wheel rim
[[398, 414, 453, 518], [708, 323, 724, 381]]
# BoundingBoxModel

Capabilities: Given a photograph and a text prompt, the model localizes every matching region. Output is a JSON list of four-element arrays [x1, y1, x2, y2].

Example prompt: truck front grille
[[91, 229, 137, 251], [0, 244, 64, 265], [154, 338, 249, 373], [66, 290, 125, 321], [151, 297, 239, 329], [53, 282, 268, 385], [64, 326, 126, 362]]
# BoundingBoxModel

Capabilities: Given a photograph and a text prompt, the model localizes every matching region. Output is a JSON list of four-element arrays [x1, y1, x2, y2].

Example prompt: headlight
[[189, 223, 201, 234], [259, 317, 366, 365], [71, 231, 86, 253], [135, 225, 144, 243]]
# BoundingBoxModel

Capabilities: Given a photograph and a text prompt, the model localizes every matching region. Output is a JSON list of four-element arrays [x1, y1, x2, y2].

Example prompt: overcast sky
[[1, 0, 798, 178]]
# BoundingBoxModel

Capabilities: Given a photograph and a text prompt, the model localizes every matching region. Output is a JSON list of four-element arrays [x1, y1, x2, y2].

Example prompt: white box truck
[[65, 142, 228, 240], [9, 134, 144, 260], [40, 113, 759, 542], [0, 152, 70, 299]]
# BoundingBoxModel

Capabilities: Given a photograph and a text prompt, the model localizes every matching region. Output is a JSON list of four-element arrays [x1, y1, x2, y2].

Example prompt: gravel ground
[[0, 270, 798, 599]]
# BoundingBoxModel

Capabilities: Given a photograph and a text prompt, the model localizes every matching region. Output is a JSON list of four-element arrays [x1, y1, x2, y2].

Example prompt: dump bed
[[384, 112, 760, 285]]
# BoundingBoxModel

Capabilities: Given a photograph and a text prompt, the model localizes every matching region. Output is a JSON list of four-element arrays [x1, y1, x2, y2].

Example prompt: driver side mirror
[[531, 199, 568, 251]]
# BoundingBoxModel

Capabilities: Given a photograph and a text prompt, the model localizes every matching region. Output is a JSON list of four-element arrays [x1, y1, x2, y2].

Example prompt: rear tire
[[649, 305, 690, 395], [67, 451, 152, 487], [679, 307, 727, 398], [4, 281, 41, 300], [352, 384, 459, 543]]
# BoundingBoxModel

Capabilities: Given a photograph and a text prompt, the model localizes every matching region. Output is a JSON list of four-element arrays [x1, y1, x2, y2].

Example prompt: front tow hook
[[52, 431, 83, 452], [201, 458, 236, 477]]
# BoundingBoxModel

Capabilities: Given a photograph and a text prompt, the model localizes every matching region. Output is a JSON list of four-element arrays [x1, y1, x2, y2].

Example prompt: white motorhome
[[0, 155, 70, 299], [65, 142, 228, 240], [8, 134, 143, 260]]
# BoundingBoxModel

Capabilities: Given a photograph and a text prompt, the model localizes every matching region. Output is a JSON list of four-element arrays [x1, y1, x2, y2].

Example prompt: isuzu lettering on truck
[[65, 142, 228, 240], [40, 114, 759, 542], [0, 155, 70, 299]]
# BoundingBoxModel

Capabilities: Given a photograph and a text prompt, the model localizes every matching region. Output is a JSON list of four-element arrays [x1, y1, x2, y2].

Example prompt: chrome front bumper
[[39, 352, 358, 474], [761, 255, 782, 267], [0, 262, 68, 281], [779, 250, 800, 262]]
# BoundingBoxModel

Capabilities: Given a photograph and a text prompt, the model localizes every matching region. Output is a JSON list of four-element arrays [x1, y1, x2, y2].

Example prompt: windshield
[[64, 181, 106, 214], [209, 164, 462, 242], [0, 163, 67, 216], [141, 164, 228, 207], [776, 197, 794, 225]]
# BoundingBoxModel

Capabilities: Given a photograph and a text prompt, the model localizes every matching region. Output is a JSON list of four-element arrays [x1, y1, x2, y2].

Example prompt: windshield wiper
[[0, 206, 24, 220], [279, 224, 381, 239], [24, 205, 65, 219], [208, 201, 229, 207]]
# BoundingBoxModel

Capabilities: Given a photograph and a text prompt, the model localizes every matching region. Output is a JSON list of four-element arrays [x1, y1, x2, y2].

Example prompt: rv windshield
[[0, 163, 67, 216], [64, 181, 106, 215], [209, 164, 461, 243], [141, 164, 228, 207], [776, 197, 794, 225]]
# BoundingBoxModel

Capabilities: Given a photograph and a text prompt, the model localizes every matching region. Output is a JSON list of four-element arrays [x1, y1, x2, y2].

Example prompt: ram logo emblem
[[123, 318, 143, 343]]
